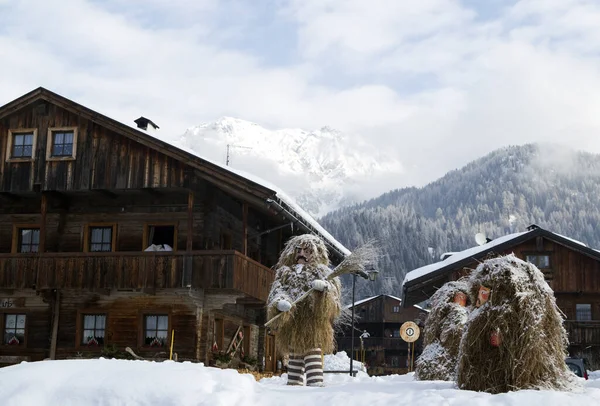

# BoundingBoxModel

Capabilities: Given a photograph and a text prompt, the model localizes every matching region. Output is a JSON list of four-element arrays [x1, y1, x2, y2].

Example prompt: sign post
[[400, 321, 421, 372]]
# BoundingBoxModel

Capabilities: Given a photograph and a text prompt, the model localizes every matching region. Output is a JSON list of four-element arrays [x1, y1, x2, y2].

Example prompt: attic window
[[576, 304, 592, 321], [525, 254, 550, 269], [46, 127, 78, 160], [6, 129, 37, 161]]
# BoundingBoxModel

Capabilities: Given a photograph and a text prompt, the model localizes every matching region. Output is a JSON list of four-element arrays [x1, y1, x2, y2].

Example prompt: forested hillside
[[321, 143, 600, 300]]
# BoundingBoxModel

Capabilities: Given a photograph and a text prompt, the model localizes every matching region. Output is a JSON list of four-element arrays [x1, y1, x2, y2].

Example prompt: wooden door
[[264, 333, 276, 372]]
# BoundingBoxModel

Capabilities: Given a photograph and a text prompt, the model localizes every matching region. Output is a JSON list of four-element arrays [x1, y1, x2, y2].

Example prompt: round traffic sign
[[400, 321, 420, 342]]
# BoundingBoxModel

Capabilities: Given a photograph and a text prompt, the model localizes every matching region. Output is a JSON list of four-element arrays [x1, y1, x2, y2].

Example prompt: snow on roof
[[345, 295, 378, 309], [413, 304, 430, 313], [345, 294, 403, 309], [402, 230, 533, 286], [168, 139, 351, 257], [553, 232, 589, 247]]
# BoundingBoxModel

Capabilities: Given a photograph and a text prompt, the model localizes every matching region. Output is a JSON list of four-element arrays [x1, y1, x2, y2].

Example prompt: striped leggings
[[287, 348, 323, 386]]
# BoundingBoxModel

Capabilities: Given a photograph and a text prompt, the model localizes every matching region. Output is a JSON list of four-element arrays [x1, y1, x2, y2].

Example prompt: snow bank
[[1, 357, 599, 406]]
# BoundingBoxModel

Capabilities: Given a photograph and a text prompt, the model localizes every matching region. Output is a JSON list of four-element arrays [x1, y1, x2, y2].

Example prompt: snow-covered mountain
[[178, 117, 403, 217]]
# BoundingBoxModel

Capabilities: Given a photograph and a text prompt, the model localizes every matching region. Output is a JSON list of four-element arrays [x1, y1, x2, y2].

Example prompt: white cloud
[[2, 0, 600, 203]]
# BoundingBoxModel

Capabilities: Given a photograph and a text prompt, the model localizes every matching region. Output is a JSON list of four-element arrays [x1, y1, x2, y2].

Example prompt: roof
[[345, 294, 414, 309], [402, 225, 600, 305], [0, 87, 350, 260]]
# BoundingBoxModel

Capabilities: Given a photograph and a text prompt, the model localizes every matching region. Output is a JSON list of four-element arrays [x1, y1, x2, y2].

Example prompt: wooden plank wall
[[0, 288, 262, 363], [0, 290, 52, 362], [0, 102, 187, 192], [53, 290, 198, 360], [511, 238, 600, 293]]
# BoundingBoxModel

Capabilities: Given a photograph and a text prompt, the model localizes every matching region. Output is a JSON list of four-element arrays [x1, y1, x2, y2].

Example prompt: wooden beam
[[142, 187, 163, 197], [40, 193, 47, 253], [0, 192, 20, 202], [242, 202, 248, 256], [49, 290, 60, 360], [94, 189, 118, 199], [187, 191, 194, 252]]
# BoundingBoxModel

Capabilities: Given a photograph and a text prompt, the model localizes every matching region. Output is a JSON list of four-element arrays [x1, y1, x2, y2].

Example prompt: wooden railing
[[565, 320, 600, 346], [0, 250, 274, 302], [336, 337, 411, 351]]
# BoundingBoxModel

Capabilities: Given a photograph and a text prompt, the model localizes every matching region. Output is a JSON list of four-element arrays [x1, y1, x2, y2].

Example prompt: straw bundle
[[456, 254, 578, 394], [416, 280, 470, 381]]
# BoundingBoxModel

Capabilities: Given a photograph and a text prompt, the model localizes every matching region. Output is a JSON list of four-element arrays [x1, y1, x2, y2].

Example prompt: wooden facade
[[336, 295, 428, 375], [402, 225, 600, 369], [0, 88, 346, 369]]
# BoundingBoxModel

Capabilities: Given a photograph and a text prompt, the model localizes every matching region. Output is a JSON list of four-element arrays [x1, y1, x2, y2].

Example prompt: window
[[6, 129, 37, 161], [390, 356, 400, 367], [393, 329, 400, 338], [11, 132, 34, 158], [144, 224, 176, 251], [90, 226, 113, 252], [51, 131, 74, 157], [46, 127, 77, 160], [82, 314, 106, 346], [576, 304, 592, 321], [3, 314, 26, 345], [144, 315, 168, 347], [392, 306, 400, 313], [525, 254, 551, 269], [12, 225, 41, 254], [17, 228, 40, 253], [85, 224, 116, 252]]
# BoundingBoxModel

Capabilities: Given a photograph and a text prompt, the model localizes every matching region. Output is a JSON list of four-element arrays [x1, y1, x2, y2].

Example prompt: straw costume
[[415, 280, 470, 381], [456, 254, 577, 393], [267, 234, 342, 387]]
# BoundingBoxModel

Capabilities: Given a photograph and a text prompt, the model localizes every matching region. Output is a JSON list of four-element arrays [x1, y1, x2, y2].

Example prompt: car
[[565, 357, 588, 380]]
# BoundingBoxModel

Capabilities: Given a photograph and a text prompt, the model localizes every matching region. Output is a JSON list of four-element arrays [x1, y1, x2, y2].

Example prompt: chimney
[[134, 116, 159, 132]]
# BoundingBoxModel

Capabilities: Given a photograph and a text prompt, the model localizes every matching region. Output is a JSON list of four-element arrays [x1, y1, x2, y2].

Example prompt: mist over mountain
[[320, 143, 600, 300], [178, 117, 402, 217]]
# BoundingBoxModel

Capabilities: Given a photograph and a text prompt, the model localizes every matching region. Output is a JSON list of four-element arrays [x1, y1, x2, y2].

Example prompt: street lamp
[[350, 268, 379, 376]]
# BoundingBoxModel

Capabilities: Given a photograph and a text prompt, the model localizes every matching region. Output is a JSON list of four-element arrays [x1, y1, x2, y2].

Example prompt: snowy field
[[1, 353, 599, 406]]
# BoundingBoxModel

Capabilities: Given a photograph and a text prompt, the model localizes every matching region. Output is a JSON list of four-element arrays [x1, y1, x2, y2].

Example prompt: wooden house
[[402, 224, 600, 368], [336, 294, 429, 375], [0, 87, 348, 369]]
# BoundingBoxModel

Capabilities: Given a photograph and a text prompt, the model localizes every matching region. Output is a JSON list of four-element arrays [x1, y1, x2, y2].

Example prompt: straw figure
[[266, 234, 343, 387], [415, 280, 470, 381], [456, 254, 578, 394]]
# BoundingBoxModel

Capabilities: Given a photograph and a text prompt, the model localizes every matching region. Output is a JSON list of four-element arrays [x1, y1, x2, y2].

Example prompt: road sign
[[400, 321, 420, 343]]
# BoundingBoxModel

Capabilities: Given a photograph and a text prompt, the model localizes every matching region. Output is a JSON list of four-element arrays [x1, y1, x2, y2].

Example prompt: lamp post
[[349, 268, 378, 376]]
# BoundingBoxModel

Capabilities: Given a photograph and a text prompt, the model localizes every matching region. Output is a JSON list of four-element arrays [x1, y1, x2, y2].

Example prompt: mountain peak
[[178, 117, 402, 217]]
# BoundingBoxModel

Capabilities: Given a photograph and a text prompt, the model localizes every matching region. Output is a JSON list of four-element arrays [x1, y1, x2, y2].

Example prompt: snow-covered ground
[[1, 352, 599, 406]]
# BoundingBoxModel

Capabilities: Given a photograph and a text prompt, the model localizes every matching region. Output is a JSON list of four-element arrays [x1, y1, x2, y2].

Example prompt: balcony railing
[[0, 250, 274, 302], [565, 320, 600, 346], [336, 337, 411, 351]]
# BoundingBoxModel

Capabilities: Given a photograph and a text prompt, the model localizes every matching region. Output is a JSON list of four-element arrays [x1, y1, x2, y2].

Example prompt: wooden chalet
[[402, 224, 600, 368], [336, 294, 428, 375], [0, 87, 348, 369]]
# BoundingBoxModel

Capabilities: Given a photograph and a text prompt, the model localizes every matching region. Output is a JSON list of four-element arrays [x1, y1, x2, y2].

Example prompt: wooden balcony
[[336, 337, 411, 351], [0, 250, 274, 302], [565, 320, 600, 346]]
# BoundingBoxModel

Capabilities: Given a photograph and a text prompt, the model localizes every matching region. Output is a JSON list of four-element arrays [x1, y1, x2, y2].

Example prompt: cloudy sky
[[2, 0, 600, 194]]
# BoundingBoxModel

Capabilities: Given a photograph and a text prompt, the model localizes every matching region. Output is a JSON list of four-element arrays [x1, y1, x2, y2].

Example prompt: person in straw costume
[[456, 254, 578, 394], [415, 280, 470, 381], [267, 234, 343, 387]]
